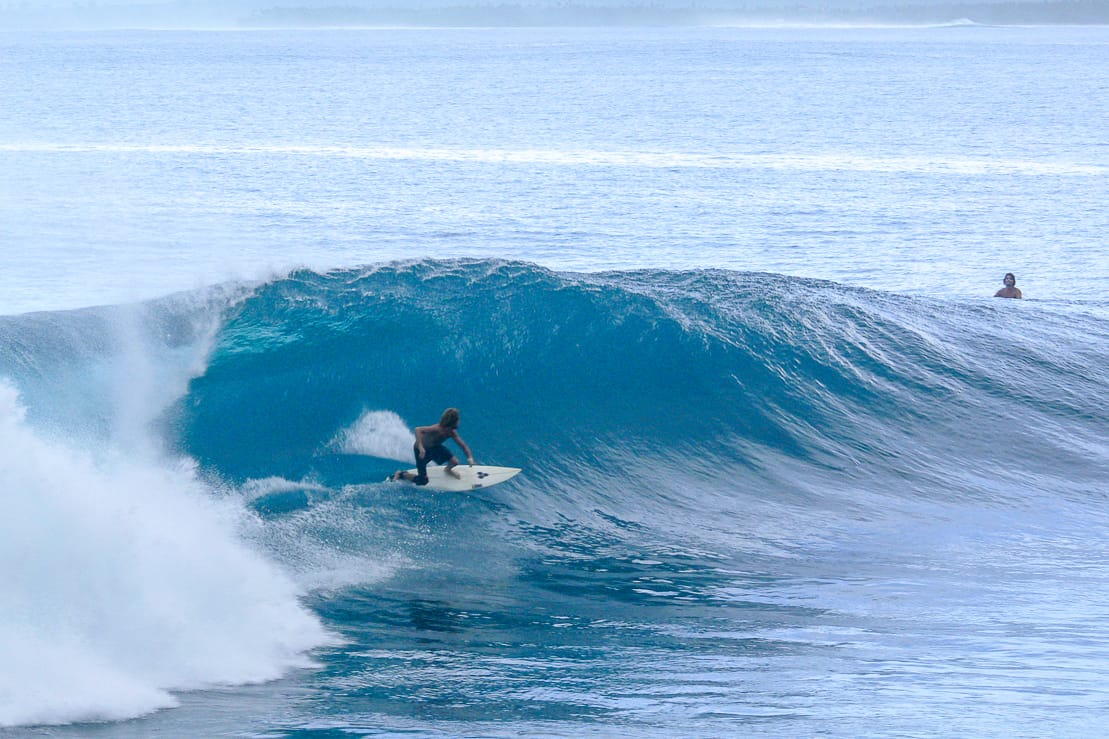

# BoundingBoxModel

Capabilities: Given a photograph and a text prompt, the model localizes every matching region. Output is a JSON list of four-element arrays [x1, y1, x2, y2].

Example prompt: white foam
[[3, 142, 1102, 176], [333, 409, 414, 461], [242, 475, 331, 500], [0, 382, 336, 727], [240, 498, 407, 594]]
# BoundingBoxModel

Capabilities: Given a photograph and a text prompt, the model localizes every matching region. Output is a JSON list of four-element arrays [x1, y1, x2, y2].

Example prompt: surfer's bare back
[[393, 407, 475, 485]]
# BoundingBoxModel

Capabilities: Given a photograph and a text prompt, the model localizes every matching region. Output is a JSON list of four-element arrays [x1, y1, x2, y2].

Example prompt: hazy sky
[[0, 0, 1046, 9], [0, 0, 1094, 31]]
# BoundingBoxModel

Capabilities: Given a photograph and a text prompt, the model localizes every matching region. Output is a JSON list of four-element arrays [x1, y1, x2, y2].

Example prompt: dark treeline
[[241, 3, 705, 25], [2, 0, 1106, 28], [240, 0, 1109, 25], [853, 0, 1109, 21]]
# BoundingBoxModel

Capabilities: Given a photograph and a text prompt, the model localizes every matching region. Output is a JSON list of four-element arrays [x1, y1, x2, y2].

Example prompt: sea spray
[[0, 289, 339, 727], [0, 380, 335, 727], [333, 409, 415, 461]]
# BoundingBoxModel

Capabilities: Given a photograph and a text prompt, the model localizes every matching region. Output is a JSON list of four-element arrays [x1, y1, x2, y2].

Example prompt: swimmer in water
[[994, 272, 1022, 299]]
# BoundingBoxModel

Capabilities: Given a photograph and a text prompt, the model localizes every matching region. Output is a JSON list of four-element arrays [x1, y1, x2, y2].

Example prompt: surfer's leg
[[413, 445, 430, 485], [445, 456, 462, 479]]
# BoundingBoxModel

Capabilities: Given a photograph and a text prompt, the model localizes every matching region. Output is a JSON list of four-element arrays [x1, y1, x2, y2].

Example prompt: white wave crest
[[0, 381, 336, 727]]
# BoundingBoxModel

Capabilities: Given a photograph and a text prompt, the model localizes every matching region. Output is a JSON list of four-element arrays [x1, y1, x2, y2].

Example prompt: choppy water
[[1, 25, 1108, 737]]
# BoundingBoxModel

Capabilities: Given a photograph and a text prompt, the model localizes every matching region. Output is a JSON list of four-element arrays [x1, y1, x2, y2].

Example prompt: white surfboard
[[388, 465, 521, 492]]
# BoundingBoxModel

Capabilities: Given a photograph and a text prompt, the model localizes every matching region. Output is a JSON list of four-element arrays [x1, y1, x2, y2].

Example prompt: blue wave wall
[[1, 258, 1105, 518], [173, 260, 1108, 508]]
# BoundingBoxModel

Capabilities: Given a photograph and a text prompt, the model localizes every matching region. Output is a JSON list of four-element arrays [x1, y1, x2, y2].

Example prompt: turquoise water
[[1, 26, 1108, 737]]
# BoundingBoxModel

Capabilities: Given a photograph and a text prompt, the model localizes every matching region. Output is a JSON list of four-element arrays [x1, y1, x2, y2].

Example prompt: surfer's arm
[[452, 431, 474, 464]]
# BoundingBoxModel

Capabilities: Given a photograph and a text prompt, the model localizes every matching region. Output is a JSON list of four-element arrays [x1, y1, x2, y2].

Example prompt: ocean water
[[1, 25, 1108, 737]]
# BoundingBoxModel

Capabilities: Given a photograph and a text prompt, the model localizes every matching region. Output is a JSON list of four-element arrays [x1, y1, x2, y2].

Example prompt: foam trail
[[0, 380, 335, 727], [334, 409, 414, 461]]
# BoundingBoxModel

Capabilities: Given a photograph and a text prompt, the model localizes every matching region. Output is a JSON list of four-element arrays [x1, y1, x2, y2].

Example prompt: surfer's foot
[[446, 466, 462, 479], [392, 471, 409, 482]]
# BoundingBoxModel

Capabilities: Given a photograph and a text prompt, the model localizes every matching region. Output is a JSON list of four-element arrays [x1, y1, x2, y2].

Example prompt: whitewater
[[2, 24, 1108, 737]]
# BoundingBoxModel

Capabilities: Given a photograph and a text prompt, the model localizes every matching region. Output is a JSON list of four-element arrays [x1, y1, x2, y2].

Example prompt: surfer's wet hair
[[440, 408, 460, 428]]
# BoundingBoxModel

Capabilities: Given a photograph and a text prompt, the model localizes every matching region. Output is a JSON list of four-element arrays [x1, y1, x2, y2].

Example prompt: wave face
[[181, 260, 1107, 502], [172, 260, 1109, 621], [3, 260, 1108, 730]]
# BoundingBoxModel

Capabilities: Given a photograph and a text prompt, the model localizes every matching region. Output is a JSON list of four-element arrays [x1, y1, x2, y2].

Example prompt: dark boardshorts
[[414, 443, 453, 485]]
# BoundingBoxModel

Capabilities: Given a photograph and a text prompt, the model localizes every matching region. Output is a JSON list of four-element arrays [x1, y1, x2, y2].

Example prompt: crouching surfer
[[392, 407, 475, 485]]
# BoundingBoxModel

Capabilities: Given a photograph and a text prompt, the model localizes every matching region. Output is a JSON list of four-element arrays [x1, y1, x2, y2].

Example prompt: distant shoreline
[[2, 1, 1107, 30], [242, 1, 1109, 27]]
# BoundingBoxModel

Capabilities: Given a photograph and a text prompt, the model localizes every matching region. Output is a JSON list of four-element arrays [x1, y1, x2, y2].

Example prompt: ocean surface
[[1, 24, 1108, 737]]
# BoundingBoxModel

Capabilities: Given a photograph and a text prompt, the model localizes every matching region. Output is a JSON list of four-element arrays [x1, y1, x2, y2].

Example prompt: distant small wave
[[2, 142, 1103, 176]]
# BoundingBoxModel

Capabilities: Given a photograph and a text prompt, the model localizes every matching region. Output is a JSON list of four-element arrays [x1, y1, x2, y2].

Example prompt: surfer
[[392, 407, 475, 485], [994, 273, 1023, 299]]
